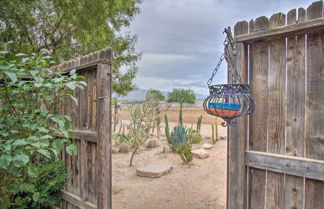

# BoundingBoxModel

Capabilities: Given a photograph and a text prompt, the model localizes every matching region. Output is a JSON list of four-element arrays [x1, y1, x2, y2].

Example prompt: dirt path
[[112, 123, 227, 209]]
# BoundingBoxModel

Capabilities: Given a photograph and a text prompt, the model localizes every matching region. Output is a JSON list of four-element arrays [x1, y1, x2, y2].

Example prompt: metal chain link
[[207, 28, 242, 86]]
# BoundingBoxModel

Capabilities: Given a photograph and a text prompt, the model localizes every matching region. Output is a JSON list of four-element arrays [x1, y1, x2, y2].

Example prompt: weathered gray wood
[[74, 130, 98, 142], [248, 16, 269, 209], [284, 175, 304, 209], [227, 21, 248, 209], [236, 18, 324, 43], [266, 13, 286, 209], [246, 151, 324, 181], [305, 179, 324, 209], [62, 190, 97, 209], [284, 8, 306, 209], [96, 54, 112, 209], [305, 2, 324, 208]]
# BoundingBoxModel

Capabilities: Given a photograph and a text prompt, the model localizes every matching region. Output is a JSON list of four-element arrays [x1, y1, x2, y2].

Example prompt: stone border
[[51, 48, 112, 73]]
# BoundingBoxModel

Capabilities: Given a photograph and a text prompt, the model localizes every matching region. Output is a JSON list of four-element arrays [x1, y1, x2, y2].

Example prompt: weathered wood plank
[[305, 179, 324, 209], [246, 151, 324, 181], [305, 2, 324, 208], [237, 18, 324, 43], [96, 52, 112, 209], [284, 8, 306, 209], [62, 190, 97, 209], [249, 16, 269, 209], [227, 21, 248, 209], [266, 13, 286, 209]]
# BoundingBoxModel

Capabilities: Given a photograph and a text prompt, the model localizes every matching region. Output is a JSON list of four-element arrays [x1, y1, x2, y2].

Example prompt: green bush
[[0, 43, 85, 208], [187, 128, 202, 144], [6, 160, 69, 209]]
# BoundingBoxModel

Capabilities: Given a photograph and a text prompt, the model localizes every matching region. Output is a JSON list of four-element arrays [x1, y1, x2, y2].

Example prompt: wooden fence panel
[[284, 7, 306, 209], [228, 1, 324, 209], [52, 48, 112, 209], [305, 2, 324, 209]]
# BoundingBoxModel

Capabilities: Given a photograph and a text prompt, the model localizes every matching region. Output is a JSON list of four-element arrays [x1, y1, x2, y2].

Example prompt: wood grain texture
[[227, 21, 248, 209], [248, 16, 269, 209], [237, 18, 324, 43], [284, 8, 306, 209], [305, 2, 324, 208], [246, 151, 324, 181], [96, 61, 112, 209]]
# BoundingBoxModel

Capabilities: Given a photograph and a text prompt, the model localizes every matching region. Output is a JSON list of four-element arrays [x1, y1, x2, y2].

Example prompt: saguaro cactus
[[196, 115, 202, 134]]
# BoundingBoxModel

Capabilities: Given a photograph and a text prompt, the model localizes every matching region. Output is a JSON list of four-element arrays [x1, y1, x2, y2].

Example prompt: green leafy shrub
[[113, 133, 130, 145], [7, 160, 69, 209], [171, 125, 192, 164], [187, 128, 202, 144], [0, 43, 85, 208]]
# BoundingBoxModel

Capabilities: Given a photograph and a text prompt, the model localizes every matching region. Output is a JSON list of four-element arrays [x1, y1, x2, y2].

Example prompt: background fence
[[52, 49, 112, 209], [228, 1, 324, 209]]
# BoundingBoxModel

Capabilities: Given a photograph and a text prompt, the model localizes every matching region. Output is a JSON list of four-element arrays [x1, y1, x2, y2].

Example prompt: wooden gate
[[228, 1, 324, 209], [52, 48, 112, 209]]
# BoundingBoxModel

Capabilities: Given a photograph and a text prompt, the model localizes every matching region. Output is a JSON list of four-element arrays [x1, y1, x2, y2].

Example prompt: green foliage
[[5, 160, 69, 209], [164, 115, 171, 144], [196, 115, 202, 134], [113, 133, 129, 145], [0, 44, 85, 208], [171, 125, 192, 164], [174, 142, 192, 165], [166, 89, 196, 104], [127, 100, 159, 166], [0, 0, 142, 97], [187, 128, 202, 144], [146, 89, 165, 102]]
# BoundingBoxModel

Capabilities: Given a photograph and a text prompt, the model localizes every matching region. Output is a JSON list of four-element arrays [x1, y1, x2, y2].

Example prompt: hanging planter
[[203, 28, 255, 127]]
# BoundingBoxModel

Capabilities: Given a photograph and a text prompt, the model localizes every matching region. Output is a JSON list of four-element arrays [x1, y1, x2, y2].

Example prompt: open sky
[[128, 0, 313, 96]]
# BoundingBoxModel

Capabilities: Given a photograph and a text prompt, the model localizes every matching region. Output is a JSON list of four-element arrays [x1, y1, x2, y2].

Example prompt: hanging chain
[[207, 28, 242, 86]]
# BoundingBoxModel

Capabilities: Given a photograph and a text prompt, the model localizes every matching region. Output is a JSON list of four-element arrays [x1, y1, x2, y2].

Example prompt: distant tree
[[167, 89, 196, 104], [0, 0, 141, 96], [146, 89, 165, 102]]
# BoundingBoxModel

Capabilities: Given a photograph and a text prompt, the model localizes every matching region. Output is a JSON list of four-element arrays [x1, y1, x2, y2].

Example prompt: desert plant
[[171, 125, 192, 164], [196, 115, 202, 134], [127, 100, 159, 166], [211, 124, 218, 144], [187, 128, 202, 144], [164, 115, 171, 144]]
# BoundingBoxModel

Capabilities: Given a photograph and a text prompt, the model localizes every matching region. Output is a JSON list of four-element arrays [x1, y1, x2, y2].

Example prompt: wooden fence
[[228, 1, 324, 209], [52, 48, 112, 209]]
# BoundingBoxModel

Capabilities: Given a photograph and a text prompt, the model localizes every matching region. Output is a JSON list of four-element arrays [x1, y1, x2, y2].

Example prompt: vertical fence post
[[227, 21, 248, 209], [97, 49, 112, 209]]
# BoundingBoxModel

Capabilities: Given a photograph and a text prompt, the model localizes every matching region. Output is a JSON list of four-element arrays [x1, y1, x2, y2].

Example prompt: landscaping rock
[[112, 147, 119, 154], [192, 148, 209, 159], [220, 136, 227, 140], [118, 143, 129, 153], [201, 143, 213, 150], [146, 139, 159, 148], [136, 164, 172, 178]]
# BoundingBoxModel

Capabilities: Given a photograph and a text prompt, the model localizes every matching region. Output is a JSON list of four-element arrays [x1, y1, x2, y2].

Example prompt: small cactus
[[164, 115, 171, 143], [196, 115, 202, 134], [211, 123, 218, 144], [211, 124, 215, 144], [171, 125, 192, 164]]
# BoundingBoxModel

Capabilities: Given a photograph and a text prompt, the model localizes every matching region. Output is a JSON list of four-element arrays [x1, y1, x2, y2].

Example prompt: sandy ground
[[112, 122, 227, 209]]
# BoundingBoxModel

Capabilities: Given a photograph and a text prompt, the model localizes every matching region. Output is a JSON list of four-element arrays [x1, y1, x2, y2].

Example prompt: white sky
[[128, 0, 314, 95]]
